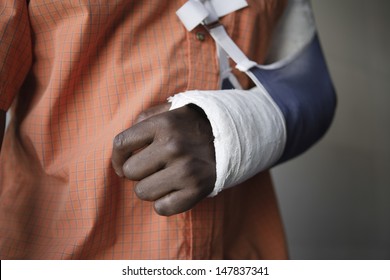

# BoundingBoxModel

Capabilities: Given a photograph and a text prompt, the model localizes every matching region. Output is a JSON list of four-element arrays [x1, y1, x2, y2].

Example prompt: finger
[[135, 103, 171, 124], [153, 186, 207, 216], [122, 142, 168, 181], [133, 166, 182, 202], [112, 120, 156, 177], [134, 159, 214, 214]]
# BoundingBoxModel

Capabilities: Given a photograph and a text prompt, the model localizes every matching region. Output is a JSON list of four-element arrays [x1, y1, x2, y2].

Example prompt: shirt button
[[196, 32, 206, 41]]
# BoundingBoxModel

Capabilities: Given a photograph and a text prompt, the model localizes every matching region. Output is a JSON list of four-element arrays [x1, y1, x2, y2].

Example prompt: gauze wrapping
[[168, 87, 286, 197]]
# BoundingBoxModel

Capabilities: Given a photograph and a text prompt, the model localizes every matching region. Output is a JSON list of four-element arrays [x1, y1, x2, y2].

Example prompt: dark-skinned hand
[[112, 103, 216, 216]]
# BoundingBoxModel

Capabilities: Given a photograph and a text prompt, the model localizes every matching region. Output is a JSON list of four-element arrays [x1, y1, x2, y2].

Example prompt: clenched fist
[[112, 103, 216, 216]]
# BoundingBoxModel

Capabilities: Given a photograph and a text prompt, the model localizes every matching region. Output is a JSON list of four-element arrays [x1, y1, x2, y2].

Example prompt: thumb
[[135, 103, 171, 124]]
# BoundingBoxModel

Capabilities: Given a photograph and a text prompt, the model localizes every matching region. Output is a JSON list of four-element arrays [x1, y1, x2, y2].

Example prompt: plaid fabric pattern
[[0, 0, 287, 259]]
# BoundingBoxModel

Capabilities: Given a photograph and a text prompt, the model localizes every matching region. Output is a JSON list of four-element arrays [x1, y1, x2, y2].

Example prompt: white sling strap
[[176, 0, 248, 31], [207, 25, 257, 72], [176, 0, 258, 82], [217, 44, 243, 89]]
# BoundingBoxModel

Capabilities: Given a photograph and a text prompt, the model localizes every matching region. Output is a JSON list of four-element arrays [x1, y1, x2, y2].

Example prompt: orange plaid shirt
[[0, 0, 287, 259]]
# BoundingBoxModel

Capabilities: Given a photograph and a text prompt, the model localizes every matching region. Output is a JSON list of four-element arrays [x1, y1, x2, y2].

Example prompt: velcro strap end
[[176, 1, 209, 31]]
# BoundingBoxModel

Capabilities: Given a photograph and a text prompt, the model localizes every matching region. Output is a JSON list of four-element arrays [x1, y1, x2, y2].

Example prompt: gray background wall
[[272, 0, 390, 259]]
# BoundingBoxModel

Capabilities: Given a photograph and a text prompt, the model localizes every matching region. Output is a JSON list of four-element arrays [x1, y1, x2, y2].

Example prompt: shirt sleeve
[[0, 0, 32, 111]]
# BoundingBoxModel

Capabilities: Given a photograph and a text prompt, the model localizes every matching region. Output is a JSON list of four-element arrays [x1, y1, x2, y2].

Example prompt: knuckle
[[180, 158, 214, 196], [122, 165, 137, 181], [181, 157, 198, 178], [122, 160, 140, 180], [136, 112, 148, 123], [154, 201, 174, 216], [134, 182, 150, 201], [165, 138, 185, 157], [156, 113, 176, 130]]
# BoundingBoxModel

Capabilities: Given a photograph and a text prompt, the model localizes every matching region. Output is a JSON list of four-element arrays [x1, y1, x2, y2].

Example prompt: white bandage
[[168, 87, 286, 197]]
